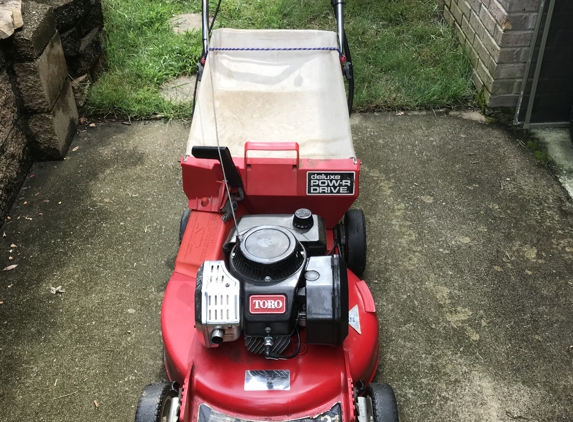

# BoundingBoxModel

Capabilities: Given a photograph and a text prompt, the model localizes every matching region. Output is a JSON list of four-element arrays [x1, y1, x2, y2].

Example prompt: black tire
[[366, 383, 399, 422], [343, 209, 367, 277], [179, 209, 191, 244], [134, 383, 176, 422], [569, 105, 573, 143]]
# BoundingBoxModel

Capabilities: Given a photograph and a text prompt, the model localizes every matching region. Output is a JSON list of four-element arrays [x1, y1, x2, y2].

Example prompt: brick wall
[[442, 0, 541, 108]]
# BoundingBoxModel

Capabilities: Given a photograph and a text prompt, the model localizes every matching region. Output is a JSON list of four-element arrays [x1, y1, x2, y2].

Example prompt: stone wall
[[0, 40, 32, 227], [0, 0, 105, 227], [44, 0, 106, 108], [442, 0, 541, 108]]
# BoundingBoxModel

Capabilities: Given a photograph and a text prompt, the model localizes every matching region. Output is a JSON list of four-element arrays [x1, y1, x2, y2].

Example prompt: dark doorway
[[516, 0, 573, 127]]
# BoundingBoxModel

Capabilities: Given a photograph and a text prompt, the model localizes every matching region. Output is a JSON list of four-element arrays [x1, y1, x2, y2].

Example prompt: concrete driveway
[[1, 113, 572, 421]]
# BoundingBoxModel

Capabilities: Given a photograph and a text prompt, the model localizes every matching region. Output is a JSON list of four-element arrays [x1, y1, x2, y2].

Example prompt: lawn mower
[[135, 1, 399, 421]]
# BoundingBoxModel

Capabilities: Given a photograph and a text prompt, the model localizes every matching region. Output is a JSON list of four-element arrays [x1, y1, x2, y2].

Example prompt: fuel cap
[[293, 208, 313, 230]]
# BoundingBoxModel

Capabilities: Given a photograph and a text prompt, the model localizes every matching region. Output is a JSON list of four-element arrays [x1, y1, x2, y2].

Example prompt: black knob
[[293, 208, 313, 230]]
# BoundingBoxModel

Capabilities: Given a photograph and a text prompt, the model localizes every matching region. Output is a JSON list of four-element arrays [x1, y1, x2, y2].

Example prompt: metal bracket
[[356, 396, 374, 422], [220, 187, 244, 222], [197, 61, 204, 82]]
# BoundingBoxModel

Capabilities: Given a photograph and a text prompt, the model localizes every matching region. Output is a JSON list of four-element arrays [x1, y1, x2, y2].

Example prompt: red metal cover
[[181, 153, 360, 228], [249, 295, 286, 314]]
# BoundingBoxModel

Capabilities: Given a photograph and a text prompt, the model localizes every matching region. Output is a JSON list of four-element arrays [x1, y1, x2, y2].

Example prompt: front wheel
[[365, 383, 399, 422], [135, 383, 178, 422]]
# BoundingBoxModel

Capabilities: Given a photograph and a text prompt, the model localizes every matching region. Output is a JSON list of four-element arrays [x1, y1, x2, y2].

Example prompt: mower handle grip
[[191, 146, 244, 189]]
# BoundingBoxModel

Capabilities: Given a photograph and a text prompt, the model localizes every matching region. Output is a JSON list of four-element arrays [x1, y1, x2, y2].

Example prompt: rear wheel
[[135, 383, 177, 422], [339, 209, 367, 277], [365, 383, 399, 422], [179, 209, 191, 244], [569, 105, 573, 142]]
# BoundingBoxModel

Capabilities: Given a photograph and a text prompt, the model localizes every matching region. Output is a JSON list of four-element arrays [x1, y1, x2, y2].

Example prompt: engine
[[195, 209, 348, 357]]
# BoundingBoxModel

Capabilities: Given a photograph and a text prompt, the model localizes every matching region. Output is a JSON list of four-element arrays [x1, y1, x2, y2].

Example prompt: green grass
[[526, 140, 549, 164], [88, 0, 476, 118]]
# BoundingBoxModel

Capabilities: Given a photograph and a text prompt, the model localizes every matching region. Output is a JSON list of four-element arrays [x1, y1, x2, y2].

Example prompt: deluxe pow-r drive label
[[306, 171, 355, 195]]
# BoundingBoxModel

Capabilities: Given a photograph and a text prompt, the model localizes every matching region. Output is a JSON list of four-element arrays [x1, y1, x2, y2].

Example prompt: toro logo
[[249, 295, 286, 314]]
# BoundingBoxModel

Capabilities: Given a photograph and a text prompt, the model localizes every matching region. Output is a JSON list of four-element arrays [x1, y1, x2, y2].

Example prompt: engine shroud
[[194, 212, 348, 355], [230, 226, 306, 283], [229, 226, 306, 343]]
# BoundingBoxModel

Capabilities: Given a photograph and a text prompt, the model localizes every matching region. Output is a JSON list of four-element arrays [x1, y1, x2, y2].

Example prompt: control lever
[[191, 146, 244, 190]]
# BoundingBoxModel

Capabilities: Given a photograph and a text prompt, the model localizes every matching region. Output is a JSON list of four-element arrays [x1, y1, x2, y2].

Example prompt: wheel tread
[[135, 383, 171, 422], [366, 382, 399, 422], [344, 209, 367, 276]]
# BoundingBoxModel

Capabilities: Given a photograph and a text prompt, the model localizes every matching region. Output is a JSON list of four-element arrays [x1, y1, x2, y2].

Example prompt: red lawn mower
[[135, 1, 398, 421]]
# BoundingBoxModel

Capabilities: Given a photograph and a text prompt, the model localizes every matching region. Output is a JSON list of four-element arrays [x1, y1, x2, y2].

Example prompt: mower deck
[[163, 210, 379, 421]]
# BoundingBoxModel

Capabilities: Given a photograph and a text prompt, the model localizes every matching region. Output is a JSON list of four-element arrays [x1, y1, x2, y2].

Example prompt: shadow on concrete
[[0, 121, 188, 421]]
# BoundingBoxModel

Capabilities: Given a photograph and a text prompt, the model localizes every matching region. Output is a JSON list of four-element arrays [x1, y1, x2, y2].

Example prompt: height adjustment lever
[[191, 146, 244, 190]]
